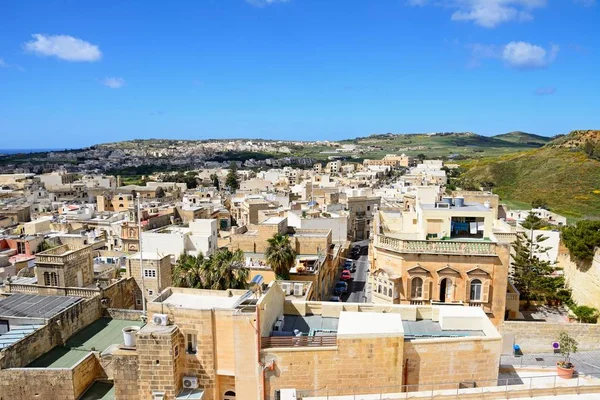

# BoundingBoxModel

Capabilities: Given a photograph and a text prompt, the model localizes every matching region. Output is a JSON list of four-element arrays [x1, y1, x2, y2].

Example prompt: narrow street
[[335, 240, 371, 303]]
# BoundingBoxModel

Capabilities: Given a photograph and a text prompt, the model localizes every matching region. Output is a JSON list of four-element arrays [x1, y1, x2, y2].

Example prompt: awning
[[176, 388, 205, 399]]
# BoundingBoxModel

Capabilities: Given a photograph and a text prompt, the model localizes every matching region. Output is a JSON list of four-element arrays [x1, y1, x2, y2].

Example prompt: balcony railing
[[375, 235, 497, 256], [7, 283, 100, 298], [262, 335, 337, 349]]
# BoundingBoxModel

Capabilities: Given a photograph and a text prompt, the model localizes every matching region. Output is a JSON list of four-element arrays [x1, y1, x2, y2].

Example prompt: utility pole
[[137, 194, 147, 315]]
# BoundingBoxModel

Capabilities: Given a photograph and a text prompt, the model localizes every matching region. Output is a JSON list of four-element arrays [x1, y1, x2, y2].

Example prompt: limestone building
[[35, 243, 94, 290], [369, 190, 511, 326]]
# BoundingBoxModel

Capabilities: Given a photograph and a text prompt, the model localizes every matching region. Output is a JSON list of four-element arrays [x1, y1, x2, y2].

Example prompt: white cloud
[[409, 0, 546, 28], [502, 41, 558, 68], [24, 34, 102, 62], [101, 77, 125, 89], [466, 41, 558, 69], [246, 0, 290, 7]]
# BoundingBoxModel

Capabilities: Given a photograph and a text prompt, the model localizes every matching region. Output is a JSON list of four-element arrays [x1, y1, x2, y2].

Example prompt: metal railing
[[294, 371, 600, 399], [262, 335, 337, 349], [375, 235, 497, 256]]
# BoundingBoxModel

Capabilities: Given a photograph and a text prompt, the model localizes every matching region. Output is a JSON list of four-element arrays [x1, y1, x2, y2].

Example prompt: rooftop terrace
[[28, 318, 144, 368]]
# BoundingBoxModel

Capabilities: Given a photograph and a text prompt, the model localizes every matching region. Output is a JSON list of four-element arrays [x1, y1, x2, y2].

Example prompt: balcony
[[375, 235, 497, 256], [261, 335, 337, 349]]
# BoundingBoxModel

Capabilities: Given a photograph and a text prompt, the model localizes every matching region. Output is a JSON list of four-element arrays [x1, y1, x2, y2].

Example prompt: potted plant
[[556, 332, 578, 379]]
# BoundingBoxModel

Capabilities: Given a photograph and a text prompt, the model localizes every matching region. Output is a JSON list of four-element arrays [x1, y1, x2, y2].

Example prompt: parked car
[[344, 260, 353, 269], [334, 281, 348, 295], [329, 296, 341, 302], [340, 270, 352, 281]]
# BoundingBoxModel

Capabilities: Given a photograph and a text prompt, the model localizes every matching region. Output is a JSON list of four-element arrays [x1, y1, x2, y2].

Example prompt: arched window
[[470, 279, 482, 301], [411, 277, 423, 299], [383, 287, 388, 296], [378, 285, 382, 294], [43, 272, 50, 286], [119, 204, 124, 208], [224, 391, 236, 400]]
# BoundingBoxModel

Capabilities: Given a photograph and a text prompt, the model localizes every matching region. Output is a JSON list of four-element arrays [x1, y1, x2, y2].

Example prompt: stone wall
[[113, 351, 140, 400], [501, 321, 600, 353], [404, 337, 501, 391], [0, 352, 102, 400], [262, 336, 404, 397], [560, 246, 600, 310], [102, 277, 137, 309], [103, 307, 144, 321], [0, 296, 102, 369]]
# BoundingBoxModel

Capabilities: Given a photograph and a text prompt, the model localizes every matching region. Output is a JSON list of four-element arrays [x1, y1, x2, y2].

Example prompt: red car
[[340, 270, 352, 281]]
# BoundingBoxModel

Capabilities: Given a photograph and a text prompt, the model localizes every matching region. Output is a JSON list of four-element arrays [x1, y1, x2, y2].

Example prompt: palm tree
[[172, 249, 249, 290], [172, 253, 206, 288], [206, 248, 249, 290], [265, 233, 296, 280]]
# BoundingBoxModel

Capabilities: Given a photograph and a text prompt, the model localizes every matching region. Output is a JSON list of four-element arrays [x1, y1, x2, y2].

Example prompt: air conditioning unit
[[280, 283, 292, 295], [293, 283, 303, 296], [182, 376, 198, 389], [152, 313, 168, 326], [152, 392, 165, 400]]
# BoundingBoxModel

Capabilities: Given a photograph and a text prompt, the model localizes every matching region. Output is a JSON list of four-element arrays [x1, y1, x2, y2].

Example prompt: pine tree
[[225, 162, 239, 191], [511, 212, 557, 306]]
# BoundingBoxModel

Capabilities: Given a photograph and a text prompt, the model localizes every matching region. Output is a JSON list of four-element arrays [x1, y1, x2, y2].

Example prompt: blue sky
[[1, 0, 599, 148]]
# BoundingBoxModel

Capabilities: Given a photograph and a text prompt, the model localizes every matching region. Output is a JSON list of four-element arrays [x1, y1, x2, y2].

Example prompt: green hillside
[[462, 131, 600, 219], [329, 132, 542, 160], [492, 131, 551, 146]]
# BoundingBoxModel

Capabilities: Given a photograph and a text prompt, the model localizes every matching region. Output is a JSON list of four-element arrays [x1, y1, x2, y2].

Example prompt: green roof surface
[[80, 381, 115, 400], [28, 318, 144, 368]]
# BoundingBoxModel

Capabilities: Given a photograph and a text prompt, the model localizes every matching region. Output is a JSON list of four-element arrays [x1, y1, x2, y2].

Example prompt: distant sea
[[0, 149, 64, 155]]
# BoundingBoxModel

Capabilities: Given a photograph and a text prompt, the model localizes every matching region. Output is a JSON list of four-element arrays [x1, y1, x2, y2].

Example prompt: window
[[470, 279, 482, 301], [17, 242, 26, 254], [148, 289, 154, 296], [43, 272, 50, 286], [411, 277, 423, 299], [367, 206, 370, 211], [383, 287, 388, 296], [186, 333, 197, 354], [143, 269, 157, 278], [174, 344, 179, 358], [378, 285, 382, 294]]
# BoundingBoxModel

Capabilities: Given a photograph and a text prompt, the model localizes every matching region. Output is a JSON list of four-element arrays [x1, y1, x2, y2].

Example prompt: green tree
[[172, 249, 249, 290], [172, 253, 206, 288], [531, 198, 547, 210], [210, 173, 220, 191], [225, 162, 239, 191], [511, 212, 557, 305], [562, 220, 600, 263], [265, 233, 296, 280]]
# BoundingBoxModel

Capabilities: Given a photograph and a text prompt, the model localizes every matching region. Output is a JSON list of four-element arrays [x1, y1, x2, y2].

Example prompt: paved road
[[333, 241, 370, 303], [501, 350, 600, 376]]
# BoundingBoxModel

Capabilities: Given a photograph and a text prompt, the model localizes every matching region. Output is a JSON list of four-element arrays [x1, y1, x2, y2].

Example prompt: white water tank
[[122, 326, 141, 347]]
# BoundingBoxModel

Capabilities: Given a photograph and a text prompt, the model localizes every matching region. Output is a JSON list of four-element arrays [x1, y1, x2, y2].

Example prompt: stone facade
[[371, 239, 510, 327], [35, 244, 94, 289], [125, 254, 172, 305], [263, 336, 404, 397], [501, 320, 600, 353], [560, 245, 600, 311]]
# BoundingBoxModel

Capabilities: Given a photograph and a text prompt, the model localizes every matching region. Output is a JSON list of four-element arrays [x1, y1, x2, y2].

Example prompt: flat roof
[[80, 381, 115, 400], [160, 292, 242, 310], [0, 294, 82, 319], [261, 216, 285, 225], [337, 311, 404, 337], [28, 318, 144, 368], [421, 203, 490, 212], [127, 252, 169, 260], [282, 315, 339, 335], [402, 319, 485, 339]]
